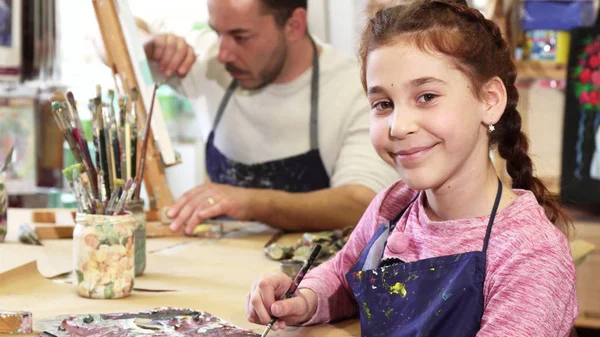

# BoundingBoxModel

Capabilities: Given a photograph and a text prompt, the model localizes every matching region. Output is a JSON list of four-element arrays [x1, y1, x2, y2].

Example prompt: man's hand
[[143, 33, 196, 78], [167, 183, 264, 235]]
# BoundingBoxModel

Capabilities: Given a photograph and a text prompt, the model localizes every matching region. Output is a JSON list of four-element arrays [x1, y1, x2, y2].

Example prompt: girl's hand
[[245, 272, 318, 331]]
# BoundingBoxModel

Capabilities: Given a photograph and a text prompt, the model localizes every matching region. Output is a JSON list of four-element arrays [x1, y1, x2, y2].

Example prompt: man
[[142, 0, 398, 234]]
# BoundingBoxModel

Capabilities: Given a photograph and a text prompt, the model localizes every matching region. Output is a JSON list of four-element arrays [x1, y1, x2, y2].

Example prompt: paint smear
[[389, 282, 407, 298], [362, 302, 372, 320]]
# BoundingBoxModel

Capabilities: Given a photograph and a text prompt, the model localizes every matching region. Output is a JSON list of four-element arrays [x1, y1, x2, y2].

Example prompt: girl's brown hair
[[360, 0, 571, 234]]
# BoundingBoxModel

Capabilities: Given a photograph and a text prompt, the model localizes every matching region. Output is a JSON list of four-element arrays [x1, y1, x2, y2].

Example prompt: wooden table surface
[[0, 208, 360, 337], [1, 207, 600, 334]]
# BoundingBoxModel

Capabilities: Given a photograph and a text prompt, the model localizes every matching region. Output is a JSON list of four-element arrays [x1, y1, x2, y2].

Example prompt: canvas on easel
[[92, 0, 178, 213]]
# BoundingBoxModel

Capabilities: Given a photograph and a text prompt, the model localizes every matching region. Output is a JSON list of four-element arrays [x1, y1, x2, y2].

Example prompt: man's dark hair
[[260, 0, 307, 26]]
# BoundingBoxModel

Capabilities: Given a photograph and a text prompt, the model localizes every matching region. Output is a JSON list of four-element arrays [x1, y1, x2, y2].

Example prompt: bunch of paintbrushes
[[52, 84, 158, 215]]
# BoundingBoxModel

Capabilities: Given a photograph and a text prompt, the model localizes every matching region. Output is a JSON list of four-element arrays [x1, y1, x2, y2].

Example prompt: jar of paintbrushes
[[73, 212, 135, 299], [124, 198, 146, 276]]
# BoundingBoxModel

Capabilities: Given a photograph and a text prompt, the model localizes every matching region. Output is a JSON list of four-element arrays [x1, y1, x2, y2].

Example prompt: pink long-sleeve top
[[300, 181, 578, 336]]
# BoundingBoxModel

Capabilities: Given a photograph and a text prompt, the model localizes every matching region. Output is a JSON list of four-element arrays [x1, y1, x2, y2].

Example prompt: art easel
[[91, 0, 174, 213]]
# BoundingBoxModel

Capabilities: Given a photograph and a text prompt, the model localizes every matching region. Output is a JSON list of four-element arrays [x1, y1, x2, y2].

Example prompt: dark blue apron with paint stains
[[345, 180, 502, 337], [205, 37, 330, 192]]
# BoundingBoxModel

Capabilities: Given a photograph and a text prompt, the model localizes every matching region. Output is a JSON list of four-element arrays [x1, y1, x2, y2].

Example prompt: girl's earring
[[488, 124, 495, 133]]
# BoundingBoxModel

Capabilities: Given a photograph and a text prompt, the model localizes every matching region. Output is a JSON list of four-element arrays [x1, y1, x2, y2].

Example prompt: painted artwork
[[562, 28, 600, 204], [0, 96, 37, 193], [0, 0, 11, 46], [37, 307, 260, 337], [0, 0, 20, 81]]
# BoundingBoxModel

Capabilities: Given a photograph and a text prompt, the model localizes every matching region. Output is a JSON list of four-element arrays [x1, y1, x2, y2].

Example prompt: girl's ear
[[481, 76, 507, 125]]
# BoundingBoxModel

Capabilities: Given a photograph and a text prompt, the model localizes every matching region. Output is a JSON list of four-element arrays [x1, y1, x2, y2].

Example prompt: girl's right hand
[[245, 272, 318, 331]]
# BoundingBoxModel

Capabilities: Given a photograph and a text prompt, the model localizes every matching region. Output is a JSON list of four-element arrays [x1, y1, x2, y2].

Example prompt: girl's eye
[[373, 101, 393, 111], [417, 93, 438, 103]]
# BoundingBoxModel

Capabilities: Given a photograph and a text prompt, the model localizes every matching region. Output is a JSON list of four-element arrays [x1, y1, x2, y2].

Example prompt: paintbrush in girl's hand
[[260, 244, 322, 337], [134, 83, 160, 199]]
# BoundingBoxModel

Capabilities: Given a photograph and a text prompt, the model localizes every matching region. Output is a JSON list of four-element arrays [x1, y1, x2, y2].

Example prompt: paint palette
[[37, 307, 260, 337]]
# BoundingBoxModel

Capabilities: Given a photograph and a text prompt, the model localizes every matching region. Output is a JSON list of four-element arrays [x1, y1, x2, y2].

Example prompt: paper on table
[[35, 237, 202, 280], [0, 242, 43, 273]]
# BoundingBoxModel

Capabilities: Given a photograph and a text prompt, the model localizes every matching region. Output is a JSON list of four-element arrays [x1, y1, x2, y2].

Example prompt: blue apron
[[346, 179, 503, 337], [205, 37, 330, 192]]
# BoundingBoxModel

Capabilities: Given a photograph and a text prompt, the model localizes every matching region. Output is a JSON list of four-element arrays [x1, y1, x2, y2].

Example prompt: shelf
[[515, 61, 567, 81]]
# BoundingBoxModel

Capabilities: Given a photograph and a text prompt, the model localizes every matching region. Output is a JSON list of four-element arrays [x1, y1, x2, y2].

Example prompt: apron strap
[[351, 192, 419, 272], [212, 80, 238, 131], [482, 179, 502, 254]]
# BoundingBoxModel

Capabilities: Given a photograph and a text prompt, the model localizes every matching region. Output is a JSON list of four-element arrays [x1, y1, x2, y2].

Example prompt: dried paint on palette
[[36, 307, 260, 337]]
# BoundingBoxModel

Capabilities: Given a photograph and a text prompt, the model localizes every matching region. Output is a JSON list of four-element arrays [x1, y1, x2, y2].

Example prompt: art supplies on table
[[264, 226, 353, 278], [52, 85, 160, 296], [0, 310, 32, 334], [37, 307, 260, 337], [18, 223, 42, 245], [72, 212, 136, 299]]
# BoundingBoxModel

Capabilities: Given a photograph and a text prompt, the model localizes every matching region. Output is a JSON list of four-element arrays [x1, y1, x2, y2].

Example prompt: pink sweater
[[300, 181, 578, 336]]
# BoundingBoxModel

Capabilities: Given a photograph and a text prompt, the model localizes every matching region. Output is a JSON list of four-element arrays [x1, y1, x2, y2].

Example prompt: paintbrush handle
[[52, 110, 84, 164], [134, 83, 159, 199], [73, 129, 99, 199], [111, 127, 122, 179], [97, 131, 111, 199]]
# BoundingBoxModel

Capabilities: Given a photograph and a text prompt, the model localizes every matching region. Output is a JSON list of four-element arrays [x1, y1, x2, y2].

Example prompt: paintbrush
[[118, 95, 128, 180], [62, 164, 83, 213], [103, 103, 116, 191], [260, 244, 322, 337], [129, 88, 139, 181], [105, 178, 124, 214], [73, 164, 96, 214], [88, 98, 101, 171], [0, 145, 14, 173], [64, 92, 99, 200], [96, 100, 111, 202], [112, 178, 134, 215], [51, 102, 84, 164], [134, 83, 160, 199], [107, 90, 122, 181]]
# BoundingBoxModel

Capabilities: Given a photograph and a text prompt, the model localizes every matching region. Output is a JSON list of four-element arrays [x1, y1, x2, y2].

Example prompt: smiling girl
[[245, 1, 578, 336]]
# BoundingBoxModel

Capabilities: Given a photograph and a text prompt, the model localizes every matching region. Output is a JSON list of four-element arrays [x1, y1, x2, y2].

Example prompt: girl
[[245, 1, 579, 336]]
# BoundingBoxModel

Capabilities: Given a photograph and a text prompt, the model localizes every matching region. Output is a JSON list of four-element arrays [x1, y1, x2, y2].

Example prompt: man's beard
[[226, 38, 288, 90]]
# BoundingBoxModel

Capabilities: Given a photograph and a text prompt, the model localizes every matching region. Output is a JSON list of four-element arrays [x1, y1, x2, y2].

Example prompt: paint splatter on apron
[[346, 180, 503, 337], [205, 37, 329, 192]]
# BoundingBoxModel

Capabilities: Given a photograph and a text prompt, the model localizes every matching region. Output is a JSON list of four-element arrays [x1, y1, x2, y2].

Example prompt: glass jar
[[0, 173, 7, 242], [72, 213, 135, 299], [124, 198, 146, 276]]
